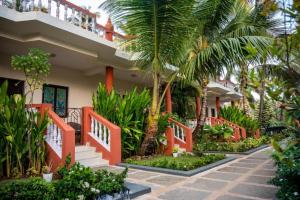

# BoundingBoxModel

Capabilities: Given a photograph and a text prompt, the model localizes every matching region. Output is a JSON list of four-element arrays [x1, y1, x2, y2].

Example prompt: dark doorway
[[42, 84, 68, 117], [0, 77, 25, 96]]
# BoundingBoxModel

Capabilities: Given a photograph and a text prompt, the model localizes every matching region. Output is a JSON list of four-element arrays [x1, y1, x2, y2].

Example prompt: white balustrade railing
[[46, 122, 62, 158], [171, 123, 186, 143], [89, 116, 111, 151], [0, 0, 125, 43]]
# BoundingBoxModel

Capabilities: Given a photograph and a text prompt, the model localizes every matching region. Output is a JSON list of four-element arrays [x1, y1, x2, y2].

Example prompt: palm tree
[[100, 0, 195, 155], [181, 0, 278, 138]]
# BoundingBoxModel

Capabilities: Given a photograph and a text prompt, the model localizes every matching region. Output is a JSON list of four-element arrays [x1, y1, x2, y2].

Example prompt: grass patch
[[195, 136, 269, 153], [125, 154, 225, 171]]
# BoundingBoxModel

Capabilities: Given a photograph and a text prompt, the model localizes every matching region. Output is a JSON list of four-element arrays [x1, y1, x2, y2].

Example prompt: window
[[42, 84, 68, 117], [0, 77, 24, 96]]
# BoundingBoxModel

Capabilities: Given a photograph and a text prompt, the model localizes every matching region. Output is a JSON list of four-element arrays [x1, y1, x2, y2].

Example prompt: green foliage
[[196, 136, 269, 152], [125, 154, 225, 171], [0, 81, 49, 177], [0, 178, 55, 200], [286, 96, 300, 122], [93, 83, 151, 158], [254, 99, 276, 128], [220, 106, 260, 136], [55, 162, 128, 199], [202, 124, 234, 141], [270, 131, 300, 200]]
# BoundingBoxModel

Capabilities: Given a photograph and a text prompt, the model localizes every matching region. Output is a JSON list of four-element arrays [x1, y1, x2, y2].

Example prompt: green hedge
[[125, 154, 225, 171], [195, 136, 269, 152]]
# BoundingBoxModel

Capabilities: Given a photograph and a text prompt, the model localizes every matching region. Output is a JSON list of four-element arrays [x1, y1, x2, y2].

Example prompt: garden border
[[123, 182, 152, 199], [203, 144, 269, 155], [118, 156, 236, 177]]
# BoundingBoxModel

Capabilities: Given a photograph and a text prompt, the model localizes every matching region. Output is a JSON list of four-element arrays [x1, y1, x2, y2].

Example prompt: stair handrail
[[82, 107, 121, 165], [168, 118, 193, 152], [27, 104, 75, 171]]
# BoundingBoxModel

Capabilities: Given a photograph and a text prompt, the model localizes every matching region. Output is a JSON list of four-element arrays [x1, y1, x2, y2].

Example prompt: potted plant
[[173, 147, 179, 157], [42, 162, 53, 182]]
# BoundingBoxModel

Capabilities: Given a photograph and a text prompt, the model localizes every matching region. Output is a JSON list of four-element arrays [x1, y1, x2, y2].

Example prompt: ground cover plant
[[196, 136, 269, 153], [125, 153, 225, 171]]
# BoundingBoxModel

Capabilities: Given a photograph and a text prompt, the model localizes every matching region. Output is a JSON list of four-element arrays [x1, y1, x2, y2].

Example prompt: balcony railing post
[[30, 0, 34, 11], [56, 0, 60, 18], [71, 7, 75, 24], [38, 0, 42, 11], [22, 0, 26, 12], [12, 0, 16, 10], [64, 4, 68, 21], [48, 0, 51, 15], [91, 17, 96, 33], [78, 11, 82, 27]]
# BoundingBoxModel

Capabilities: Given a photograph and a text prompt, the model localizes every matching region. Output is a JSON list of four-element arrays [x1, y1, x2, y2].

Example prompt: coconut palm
[[181, 0, 279, 137], [100, 0, 195, 154]]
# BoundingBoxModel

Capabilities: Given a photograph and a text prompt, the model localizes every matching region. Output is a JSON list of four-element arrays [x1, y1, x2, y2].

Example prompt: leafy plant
[[203, 124, 234, 141], [220, 106, 260, 136], [93, 83, 151, 158], [0, 178, 55, 200], [0, 81, 49, 177]]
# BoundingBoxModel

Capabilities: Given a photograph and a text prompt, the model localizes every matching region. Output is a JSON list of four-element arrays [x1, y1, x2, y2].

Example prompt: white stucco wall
[[0, 55, 146, 108]]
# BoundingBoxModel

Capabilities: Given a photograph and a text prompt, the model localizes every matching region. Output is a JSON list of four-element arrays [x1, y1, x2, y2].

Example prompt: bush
[[55, 162, 128, 199], [196, 136, 269, 152], [0, 178, 55, 200], [125, 154, 225, 171], [93, 83, 151, 158], [220, 106, 259, 136], [202, 124, 234, 141], [270, 130, 300, 200]]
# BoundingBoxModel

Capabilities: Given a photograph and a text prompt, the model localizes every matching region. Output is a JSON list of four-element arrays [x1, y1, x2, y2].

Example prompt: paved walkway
[[125, 148, 278, 200]]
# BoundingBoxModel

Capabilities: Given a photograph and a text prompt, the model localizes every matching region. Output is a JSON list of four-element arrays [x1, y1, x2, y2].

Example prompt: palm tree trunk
[[240, 63, 251, 116], [139, 72, 160, 155], [258, 65, 266, 128], [193, 82, 208, 140]]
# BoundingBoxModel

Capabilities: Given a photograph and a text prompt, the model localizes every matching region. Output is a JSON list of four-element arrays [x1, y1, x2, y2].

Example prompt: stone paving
[[124, 148, 278, 200]]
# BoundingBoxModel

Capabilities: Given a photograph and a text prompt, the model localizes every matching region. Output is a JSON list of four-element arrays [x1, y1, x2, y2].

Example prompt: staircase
[[75, 145, 109, 168]]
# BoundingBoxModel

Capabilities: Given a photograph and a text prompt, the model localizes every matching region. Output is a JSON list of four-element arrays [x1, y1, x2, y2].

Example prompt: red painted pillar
[[166, 84, 172, 113], [196, 96, 201, 117], [105, 18, 114, 93], [105, 66, 114, 93], [216, 97, 221, 117]]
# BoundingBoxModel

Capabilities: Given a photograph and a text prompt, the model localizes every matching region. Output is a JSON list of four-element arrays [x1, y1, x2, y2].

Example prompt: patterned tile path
[[125, 148, 278, 200]]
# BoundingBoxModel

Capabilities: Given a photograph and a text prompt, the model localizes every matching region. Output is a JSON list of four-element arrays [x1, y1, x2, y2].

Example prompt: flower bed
[[0, 162, 128, 200], [125, 154, 225, 171], [195, 136, 269, 153]]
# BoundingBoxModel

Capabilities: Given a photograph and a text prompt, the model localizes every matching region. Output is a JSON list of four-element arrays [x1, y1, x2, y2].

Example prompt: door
[[42, 84, 68, 117], [0, 77, 24, 96]]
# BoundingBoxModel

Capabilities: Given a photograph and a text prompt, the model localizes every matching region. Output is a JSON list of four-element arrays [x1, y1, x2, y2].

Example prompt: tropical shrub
[[195, 136, 269, 152], [93, 83, 151, 158], [55, 162, 128, 199], [0, 178, 55, 200], [125, 154, 225, 171], [0, 81, 49, 177], [220, 106, 259, 136], [202, 124, 234, 141]]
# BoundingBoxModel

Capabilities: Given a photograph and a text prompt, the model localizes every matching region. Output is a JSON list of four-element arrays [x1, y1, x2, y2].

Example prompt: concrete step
[[75, 145, 109, 168], [75, 151, 102, 161], [78, 157, 109, 168], [75, 145, 96, 153]]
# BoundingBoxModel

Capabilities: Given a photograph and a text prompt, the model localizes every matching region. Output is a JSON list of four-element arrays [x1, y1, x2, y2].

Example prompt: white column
[[91, 17, 96, 32], [30, 0, 34, 11], [71, 8, 75, 24], [38, 0, 42, 10], [56, 0, 60, 18], [64, 4, 68, 21], [78, 11, 82, 27], [48, 0, 52, 15], [12, 0, 16, 9], [22, 0, 26, 11]]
